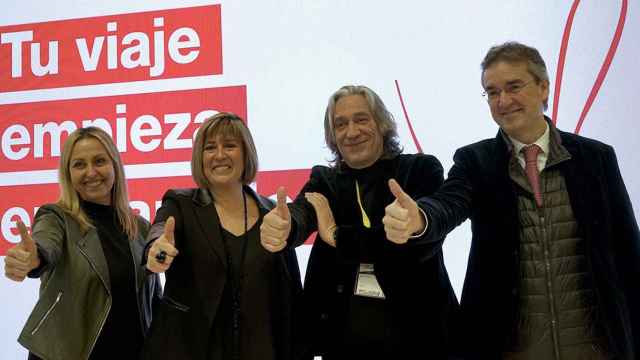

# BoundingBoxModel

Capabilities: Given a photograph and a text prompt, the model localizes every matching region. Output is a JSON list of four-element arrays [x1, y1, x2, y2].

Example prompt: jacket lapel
[[191, 186, 279, 271], [557, 132, 596, 234], [246, 185, 274, 216], [129, 230, 146, 292], [192, 188, 228, 269], [75, 225, 111, 295], [493, 132, 522, 248]]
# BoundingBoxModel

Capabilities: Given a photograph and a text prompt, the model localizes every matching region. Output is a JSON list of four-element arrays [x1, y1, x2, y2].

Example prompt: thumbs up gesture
[[146, 216, 179, 273], [382, 179, 426, 244], [305, 192, 337, 247], [4, 220, 41, 282], [260, 187, 291, 253]]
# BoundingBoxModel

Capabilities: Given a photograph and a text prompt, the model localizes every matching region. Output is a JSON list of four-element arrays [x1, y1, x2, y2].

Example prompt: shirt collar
[[508, 121, 550, 156]]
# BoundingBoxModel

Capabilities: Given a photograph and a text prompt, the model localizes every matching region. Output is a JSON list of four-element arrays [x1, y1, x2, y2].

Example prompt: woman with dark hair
[[143, 112, 305, 360], [4, 126, 160, 360]]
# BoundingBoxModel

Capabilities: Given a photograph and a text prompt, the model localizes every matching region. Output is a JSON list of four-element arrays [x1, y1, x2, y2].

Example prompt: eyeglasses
[[482, 79, 535, 102]]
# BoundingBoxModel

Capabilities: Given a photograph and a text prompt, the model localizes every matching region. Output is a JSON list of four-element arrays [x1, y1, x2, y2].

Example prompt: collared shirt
[[508, 122, 550, 172]]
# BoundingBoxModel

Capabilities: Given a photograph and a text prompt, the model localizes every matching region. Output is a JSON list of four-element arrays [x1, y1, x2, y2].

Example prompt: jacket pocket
[[31, 291, 62, 335], [162, 296, 190, 312]]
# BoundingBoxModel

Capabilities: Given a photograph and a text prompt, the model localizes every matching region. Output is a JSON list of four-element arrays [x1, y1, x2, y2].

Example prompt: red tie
[[522, 144, 543, 207]]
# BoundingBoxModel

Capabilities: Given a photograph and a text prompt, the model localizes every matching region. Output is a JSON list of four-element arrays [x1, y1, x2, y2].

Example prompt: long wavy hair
[[57, 127, 138, 239], [323, 85, 402, 166]]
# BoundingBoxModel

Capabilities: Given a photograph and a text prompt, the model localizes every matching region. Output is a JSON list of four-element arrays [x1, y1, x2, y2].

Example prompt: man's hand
[[4, 220, 41, 282], [305, 192, 337, 247], [146, 217, 179, 273], [260, 187, 291, 252], [382, 179, 425, 244]]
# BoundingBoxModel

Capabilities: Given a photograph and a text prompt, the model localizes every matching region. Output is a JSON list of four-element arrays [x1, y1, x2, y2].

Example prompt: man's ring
[[155, 250, 167, 264]]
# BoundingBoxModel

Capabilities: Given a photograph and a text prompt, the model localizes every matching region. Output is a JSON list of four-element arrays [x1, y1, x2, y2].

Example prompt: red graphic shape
[[552, 0, 627, 134], [394, 80, 423, 153]]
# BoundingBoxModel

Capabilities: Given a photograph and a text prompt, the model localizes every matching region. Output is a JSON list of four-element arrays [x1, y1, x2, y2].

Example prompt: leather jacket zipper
[[31, 291, 62, 335], [78, 245, 112, 356]]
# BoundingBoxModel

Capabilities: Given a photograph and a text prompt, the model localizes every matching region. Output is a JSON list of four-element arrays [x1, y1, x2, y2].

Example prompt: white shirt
[[508, 122, 550, 172]]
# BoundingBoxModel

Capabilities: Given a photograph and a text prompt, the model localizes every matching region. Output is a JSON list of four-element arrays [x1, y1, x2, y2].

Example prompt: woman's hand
[[146, 217, 179, 273], [305, 192, 337, 247], [4, 221, 41, 282]]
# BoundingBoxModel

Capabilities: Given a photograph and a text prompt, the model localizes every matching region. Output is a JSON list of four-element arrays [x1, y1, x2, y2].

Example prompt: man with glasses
[[385, 42, 639, 358]]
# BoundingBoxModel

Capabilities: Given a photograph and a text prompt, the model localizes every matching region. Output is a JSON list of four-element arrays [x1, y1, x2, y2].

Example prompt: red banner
[[0, 86, 247, 172], [0, 5, 222, 91]]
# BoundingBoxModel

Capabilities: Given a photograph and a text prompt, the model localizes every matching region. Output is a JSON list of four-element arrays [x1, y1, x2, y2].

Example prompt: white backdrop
[[1, 1, 638, 358]]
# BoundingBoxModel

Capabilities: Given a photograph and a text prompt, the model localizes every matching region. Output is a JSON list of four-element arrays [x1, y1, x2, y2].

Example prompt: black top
[[208, 221, 276, 360], [340, 162, 387, 351], [82, 201, 143, 360], [140, 187, 305, 360]]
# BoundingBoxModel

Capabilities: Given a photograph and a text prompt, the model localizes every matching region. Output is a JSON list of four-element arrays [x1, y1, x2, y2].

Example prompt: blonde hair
[[191, 112, 258, 189], [57, 127, 138, 239]]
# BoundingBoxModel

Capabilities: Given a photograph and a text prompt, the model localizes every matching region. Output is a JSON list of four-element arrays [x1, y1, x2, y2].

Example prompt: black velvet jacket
[[289, 154, 459, 359]]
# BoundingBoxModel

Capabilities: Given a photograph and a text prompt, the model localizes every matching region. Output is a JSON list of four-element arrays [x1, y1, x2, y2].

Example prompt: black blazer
[[289, 154, 459, 359], [141, 186, 305, 360], [420, 125, 640, 359]]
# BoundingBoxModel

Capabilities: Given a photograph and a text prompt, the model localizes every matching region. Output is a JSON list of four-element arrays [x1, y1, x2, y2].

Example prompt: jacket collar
[[335, 156, 395, 178], [496, 119, 596, 228], [191, 185, 273, 213], [497, 116, 572, 168], [190, 185, 272, 269]]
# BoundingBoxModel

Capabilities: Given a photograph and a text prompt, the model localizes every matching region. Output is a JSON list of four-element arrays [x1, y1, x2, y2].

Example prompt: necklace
[[217, 189, 248, 360]]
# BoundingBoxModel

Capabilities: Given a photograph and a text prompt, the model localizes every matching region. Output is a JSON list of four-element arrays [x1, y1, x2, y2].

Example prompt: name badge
[[354, 263, 385, 299]]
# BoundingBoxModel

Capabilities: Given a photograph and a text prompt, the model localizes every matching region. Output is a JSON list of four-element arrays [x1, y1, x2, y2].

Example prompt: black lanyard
[[218, 190, 248, 360]]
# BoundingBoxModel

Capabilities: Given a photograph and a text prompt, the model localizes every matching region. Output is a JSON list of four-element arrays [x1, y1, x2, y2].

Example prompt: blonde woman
[[4, 127, 160, 360]]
